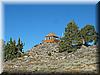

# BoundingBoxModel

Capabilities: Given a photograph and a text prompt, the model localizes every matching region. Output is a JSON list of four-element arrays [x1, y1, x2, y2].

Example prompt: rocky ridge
[[4, 43, 98, 73]]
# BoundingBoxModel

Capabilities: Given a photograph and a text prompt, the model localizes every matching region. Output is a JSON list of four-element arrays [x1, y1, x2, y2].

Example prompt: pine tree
[[4, 37, 24, 61], [4, 38, 15, 60], [59, 20, 80, 53], [4, 41, 12, 61], [17, 38, 24, 56], [79, 25, 97, 46]]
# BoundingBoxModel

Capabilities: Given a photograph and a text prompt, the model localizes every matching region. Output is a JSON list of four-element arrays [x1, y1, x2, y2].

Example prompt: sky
[[4, 3, 96, 52]]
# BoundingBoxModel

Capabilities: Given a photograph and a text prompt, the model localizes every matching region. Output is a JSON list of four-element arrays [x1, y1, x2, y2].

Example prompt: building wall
[[43, 39, 60, 43]]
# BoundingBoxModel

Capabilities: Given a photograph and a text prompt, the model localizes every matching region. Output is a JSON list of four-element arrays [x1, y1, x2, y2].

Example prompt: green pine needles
[[4, 37, 24, 61], [59, 20, 97, 53]]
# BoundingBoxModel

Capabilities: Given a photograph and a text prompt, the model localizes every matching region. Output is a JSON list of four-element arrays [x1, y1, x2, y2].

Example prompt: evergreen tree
[[59, 20, 80, 53], [4, 37, 24, 61], [4, 42, 10, 61], [79, 25, 97, 46], [17, 38, 24, 53]]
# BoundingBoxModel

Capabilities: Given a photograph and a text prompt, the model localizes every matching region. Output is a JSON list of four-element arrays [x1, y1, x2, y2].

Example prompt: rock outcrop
[[3, 43, 98, 74]]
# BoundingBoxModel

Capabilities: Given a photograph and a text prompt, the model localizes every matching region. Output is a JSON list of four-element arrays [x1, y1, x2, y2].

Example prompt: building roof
[[45, 33, 59, 38]]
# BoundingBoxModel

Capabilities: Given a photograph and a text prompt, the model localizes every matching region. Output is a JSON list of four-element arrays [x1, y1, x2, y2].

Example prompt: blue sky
[[4, 4, 96, 52]]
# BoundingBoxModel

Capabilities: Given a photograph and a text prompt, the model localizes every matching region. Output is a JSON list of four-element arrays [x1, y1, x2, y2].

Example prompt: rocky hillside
[[3, 43, 98, 74]]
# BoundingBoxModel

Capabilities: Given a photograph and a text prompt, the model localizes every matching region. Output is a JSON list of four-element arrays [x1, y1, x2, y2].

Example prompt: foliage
[[59, 21, 97, 53], [79, 25, 97, 45], [4, 37, 24, 61], [59, 20, 81, 53]]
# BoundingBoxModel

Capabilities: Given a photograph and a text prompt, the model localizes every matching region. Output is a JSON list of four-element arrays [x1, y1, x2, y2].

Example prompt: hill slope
[[4, 43, 98, 73]]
